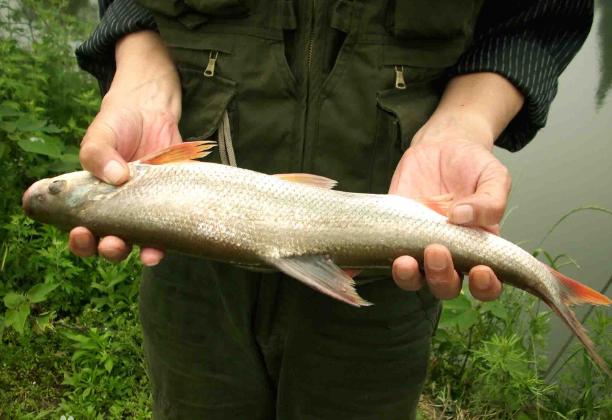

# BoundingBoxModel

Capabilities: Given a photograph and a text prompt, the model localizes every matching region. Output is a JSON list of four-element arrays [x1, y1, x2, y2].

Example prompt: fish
[[22, 141, 611, 375]]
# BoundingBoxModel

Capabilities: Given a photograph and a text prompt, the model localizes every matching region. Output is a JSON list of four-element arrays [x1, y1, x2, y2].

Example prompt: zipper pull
[[203, 51, 219, 77], [394, 65, 406, 90]]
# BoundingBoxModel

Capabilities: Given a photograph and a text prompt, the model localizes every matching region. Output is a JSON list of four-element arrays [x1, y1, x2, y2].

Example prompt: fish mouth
[[22, 183, 34, 215], [22, 180, 44, 216]]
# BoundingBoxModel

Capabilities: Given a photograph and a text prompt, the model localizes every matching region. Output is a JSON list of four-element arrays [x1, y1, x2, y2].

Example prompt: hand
[[389, 72, 522, 301], [69, 31, 181, 266], [389, 138, 510, 301]]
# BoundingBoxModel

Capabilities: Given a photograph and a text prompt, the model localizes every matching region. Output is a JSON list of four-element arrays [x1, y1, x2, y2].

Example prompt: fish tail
[[545, 266, 611, 376]]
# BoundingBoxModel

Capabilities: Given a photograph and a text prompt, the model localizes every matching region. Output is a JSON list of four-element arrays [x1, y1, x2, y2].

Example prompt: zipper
[[306, 1, 315, 71], [394, 66, 406, 90], [200, 51, 237, 166], [300, 0, 316, 171], [203, 50, 219, 77]]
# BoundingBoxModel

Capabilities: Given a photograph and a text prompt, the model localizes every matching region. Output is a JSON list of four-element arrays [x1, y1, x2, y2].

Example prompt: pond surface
[[495, 0, 612, 358]]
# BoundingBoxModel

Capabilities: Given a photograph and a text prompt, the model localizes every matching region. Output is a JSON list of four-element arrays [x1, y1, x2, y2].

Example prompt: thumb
[[79, 111, 132, 185], [449, 162, 511, 228]]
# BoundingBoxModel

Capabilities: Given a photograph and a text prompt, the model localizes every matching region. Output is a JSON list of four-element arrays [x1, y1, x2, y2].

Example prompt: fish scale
[[22, 141, 611, 375]]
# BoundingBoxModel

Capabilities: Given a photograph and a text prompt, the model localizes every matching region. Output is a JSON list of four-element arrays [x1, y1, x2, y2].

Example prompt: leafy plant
[[3, 281, 58, 335], [425, 206, 612, 419]]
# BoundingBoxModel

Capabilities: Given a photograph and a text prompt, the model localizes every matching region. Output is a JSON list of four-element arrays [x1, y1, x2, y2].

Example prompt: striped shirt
[[75, 0, 593, 152]]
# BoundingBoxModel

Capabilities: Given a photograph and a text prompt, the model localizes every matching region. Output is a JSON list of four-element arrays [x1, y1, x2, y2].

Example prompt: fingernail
[[143, 256, 161, 267], [428, 252, 447, 271], [105, 247, 123, 260], [452, 204, 474, 225], [473, 272, 491, 291], [397, 269, 415, 284], [103, 160, 126, 185], [74, 234, 90, 250]]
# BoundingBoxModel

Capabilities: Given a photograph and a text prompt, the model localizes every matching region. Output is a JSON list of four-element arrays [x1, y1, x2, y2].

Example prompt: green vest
[[136, 0, 483, 193]]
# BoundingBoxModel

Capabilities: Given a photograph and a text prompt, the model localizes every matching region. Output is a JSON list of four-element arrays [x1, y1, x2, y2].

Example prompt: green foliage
[[425, 209, 612, 419], [0, 0, 98, 203], [0, 1, 150, 418]]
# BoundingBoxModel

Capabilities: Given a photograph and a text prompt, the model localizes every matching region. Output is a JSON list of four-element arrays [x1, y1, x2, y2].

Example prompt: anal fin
[[266, 255, 372, 307]]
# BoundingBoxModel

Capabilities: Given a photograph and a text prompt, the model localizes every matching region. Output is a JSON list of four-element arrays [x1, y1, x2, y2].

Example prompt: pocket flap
[[383, 41, 467, 68], [164, 32, 235, 54], [153, 13, 235, 54], [178, 66, 237, 139]]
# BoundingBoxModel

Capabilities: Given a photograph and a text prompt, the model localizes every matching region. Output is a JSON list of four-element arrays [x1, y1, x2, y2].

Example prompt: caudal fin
[[546, 267, 611, 376], [550, 267, 611, 306]]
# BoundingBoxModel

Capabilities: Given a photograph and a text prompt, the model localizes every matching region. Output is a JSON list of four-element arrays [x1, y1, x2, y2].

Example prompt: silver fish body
[[27, 162, 553, 295], [22, 143, 611, 375]]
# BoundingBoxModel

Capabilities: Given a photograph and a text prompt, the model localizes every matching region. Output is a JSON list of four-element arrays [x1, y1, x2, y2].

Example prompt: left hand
[[389, 136, 511, 301]]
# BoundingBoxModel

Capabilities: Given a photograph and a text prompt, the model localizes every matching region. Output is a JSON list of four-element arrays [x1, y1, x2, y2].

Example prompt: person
[[70, 0, 593, 418]]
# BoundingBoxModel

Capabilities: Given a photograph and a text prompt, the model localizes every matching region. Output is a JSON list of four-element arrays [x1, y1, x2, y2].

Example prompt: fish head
[[22, 171, 114, 228]]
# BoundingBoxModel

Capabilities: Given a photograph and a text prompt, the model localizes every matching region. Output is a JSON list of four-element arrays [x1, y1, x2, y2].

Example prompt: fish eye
[[48, 179, 66, 195]]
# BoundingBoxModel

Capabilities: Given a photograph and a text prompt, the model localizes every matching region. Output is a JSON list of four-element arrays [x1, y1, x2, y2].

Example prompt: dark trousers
[[140, 252, 440, 419]]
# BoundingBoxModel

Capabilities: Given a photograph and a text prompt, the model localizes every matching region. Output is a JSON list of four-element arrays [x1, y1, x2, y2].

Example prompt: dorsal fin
[[273, 173, 337, 189], [138, 141, 217, 165], [415, 193, 454, 216]]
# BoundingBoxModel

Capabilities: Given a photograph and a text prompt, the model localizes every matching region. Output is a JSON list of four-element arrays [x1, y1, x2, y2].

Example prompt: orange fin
[[138, 141, 216, 165], [548, 266, 611, 306], [273, 173, 337, 189], [416, 193, 454, 216], [551, 302, 611, 377], [534, 266, 612, 376]]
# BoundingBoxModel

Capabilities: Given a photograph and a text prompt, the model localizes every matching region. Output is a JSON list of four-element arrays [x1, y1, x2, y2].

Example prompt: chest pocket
[[183, 0, 249, 16], [388, 0, 481, 40], [164, 32, 239, 166], [386, 0, 483, 68], [137, 0, 250, 18]]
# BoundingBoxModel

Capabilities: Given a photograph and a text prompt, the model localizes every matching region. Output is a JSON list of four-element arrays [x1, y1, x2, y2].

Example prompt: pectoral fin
[[266, 255, 372, 307]]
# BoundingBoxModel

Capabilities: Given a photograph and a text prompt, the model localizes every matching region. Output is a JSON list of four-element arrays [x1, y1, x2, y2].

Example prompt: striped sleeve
[[75, 0, 157, 91], [451, 0, 594, 152]]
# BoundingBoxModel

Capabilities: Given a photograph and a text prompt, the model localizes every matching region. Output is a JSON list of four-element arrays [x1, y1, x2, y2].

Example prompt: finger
[[140, 247, 165, 266], [483, 223, 500, 235], [392, 255, 425, 291], [98, 236, 132, 262], [80, 115, 130, 185], [424, 244, 461, 300], [468, 265, 503, 301], [449, 162, 511, 227], [69, 227, 97, 257]]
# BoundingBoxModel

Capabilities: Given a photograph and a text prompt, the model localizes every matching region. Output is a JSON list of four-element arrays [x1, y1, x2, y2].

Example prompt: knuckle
[[490, 200, 506, 217], [79, 142, 95, 162], [505, 170, 512, 190]]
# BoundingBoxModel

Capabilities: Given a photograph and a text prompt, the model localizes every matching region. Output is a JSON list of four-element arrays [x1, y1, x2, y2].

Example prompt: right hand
[[69, 31, 182, 266]]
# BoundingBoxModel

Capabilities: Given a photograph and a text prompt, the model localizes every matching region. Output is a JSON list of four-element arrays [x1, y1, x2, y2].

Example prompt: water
[[494, 0, 612, 358]]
